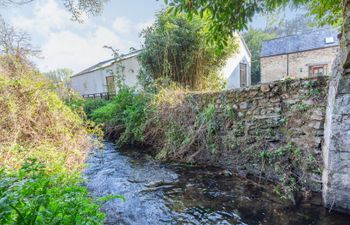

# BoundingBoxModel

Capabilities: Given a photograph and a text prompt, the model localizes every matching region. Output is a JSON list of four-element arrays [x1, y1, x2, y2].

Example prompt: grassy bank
[[0, 57, 111, 224]]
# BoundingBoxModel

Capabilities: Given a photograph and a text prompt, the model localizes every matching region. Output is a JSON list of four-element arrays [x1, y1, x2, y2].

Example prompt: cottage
[[70, 36, 251, 97], [260, 28, 339, 83], [70, 50, 141, 98], [222, 35, 252, 89]]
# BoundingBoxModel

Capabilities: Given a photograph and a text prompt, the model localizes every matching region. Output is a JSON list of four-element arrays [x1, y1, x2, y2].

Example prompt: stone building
[[260, 28, 339, 83]]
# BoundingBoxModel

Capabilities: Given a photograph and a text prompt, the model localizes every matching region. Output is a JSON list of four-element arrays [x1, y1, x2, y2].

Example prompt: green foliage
[[0, 159, 108, 225], [139, 10, 237, 91], [259, 142, 312, 202], [198, 104, 218, 153], [0, 57, 118, 224], [91, 86, 150, 145], [83, 98, 111, 119], [295, 102, 310, 112], [165, 0, 342, 47], [224, 105, 238, 121], [243, 28, 277, 84], [307, 0, 342, 27]]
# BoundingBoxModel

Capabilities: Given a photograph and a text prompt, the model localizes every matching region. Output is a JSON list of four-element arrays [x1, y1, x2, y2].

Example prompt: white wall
[[71, 37, 252, 95], [221, 36, 251, 89], [70, 56, 141, 95]]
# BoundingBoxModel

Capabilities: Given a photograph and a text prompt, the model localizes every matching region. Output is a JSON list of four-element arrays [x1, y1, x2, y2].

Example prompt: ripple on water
[[84, 142, 350, 225]]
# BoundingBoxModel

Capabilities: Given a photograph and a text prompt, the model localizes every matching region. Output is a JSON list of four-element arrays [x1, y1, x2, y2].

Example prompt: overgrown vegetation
[[87, 76, 327, 204], [138, 11, 237, 91], [0, 55, 120, 224]]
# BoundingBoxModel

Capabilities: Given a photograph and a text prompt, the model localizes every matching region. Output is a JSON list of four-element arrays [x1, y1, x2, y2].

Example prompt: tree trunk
[[322, 0, 350, 213]]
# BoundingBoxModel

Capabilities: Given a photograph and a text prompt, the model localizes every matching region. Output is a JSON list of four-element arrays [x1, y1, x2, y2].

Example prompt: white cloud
[[6, 0, 152, 73], [38, 27, 136, 72], [112, 17, 132, 35], [135, 18, 154, 32], [11, 0, 70, 35]]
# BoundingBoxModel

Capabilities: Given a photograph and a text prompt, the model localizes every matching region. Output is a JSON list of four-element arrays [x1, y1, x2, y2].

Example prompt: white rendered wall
[[70, 56, 141, 95], [222, 37, 252, 89]]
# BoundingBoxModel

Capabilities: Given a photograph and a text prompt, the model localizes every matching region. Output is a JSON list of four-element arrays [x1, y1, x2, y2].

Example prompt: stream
[[84, 142, 350, 225]]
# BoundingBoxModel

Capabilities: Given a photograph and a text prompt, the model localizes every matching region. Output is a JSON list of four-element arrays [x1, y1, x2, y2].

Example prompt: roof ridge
[[263, 27, 339, 43], [72, 49, 142, 77]]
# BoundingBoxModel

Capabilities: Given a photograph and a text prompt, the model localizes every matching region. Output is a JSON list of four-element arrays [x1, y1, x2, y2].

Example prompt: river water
[[84, 142, 350, 225]]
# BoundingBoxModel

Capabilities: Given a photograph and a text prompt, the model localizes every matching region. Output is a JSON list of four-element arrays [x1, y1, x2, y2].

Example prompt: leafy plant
[[138, 10, 237, 91], [165, 0, 342, 48], [0, 159, 110, 225], [91, 86, 151, 146]]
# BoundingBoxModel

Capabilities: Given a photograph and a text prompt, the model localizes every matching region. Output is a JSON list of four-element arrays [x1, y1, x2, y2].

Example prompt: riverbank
[[89, 76, 329, 202]]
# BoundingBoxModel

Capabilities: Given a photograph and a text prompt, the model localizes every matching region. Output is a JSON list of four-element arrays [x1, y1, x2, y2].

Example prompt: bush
[[83, 98, 111, 119], [0, 159, 106, 225], [0, 67, 91, 173], [91, 86, 151, 146]]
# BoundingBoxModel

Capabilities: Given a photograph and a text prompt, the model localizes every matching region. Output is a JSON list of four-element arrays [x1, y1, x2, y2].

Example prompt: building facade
[[70, 35, 252, 97], [260, 28, 339, 83], [222, 35, 252, 89], [70, 50, 141, 97]]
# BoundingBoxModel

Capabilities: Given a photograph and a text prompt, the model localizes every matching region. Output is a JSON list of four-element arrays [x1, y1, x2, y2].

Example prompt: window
[[240, 63, 247, 87], [309, 65, 327, 77]]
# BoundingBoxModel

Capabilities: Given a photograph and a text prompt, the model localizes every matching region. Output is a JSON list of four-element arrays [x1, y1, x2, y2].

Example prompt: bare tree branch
[[0, 16, 41, 59], [0, 0, 108, 22]]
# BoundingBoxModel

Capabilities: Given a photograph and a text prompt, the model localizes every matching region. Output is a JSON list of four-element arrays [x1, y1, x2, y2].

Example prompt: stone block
[[337, 77, 350, 94], [309, 121, 324, 130], [260, 84, 270, 93], [334, 93, 350, 115]]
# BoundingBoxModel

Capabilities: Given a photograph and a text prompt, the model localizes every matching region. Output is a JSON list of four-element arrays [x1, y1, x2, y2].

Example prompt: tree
[[166, 0, 342, 46], [243, 28, 277, 84], [0, 16, 40, 59], [265, 13, 321, 37], [45, 68, 73, 85], [0, 0, 107, 22], [138, 11, 237, 90]]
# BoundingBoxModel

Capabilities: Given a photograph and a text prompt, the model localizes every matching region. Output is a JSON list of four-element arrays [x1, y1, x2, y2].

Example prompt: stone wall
[[261, 47, 338, 83], [322, 0, 350, 213], [178, 76, 329, 192]]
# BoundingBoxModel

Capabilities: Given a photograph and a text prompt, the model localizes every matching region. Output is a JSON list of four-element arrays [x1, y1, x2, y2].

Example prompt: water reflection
[[84, 142, 350, 225]]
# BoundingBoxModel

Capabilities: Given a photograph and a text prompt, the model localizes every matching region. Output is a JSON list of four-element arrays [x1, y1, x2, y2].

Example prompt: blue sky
[[0, 0, 300, 73]]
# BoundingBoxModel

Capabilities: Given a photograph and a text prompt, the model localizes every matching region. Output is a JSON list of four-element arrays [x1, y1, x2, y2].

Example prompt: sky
[[0, 0, 300, 74]]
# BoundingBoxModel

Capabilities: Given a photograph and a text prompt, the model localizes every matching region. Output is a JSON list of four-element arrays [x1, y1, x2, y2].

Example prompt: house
[[70, 50, 142, 98], [260, 28, 339, 83], [222, 35, 252, 89], [70, 36, 251, 97]]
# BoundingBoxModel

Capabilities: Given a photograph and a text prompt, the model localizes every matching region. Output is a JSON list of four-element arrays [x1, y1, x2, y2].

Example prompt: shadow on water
[[84, 142, 350, 225]]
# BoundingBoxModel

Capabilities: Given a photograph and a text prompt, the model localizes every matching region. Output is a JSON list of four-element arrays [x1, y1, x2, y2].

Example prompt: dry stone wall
[[183, 76, 329, 192]]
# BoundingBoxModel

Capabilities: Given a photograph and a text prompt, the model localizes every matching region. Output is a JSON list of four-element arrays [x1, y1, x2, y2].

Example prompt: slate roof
[[260, 28, 339, 57], [72, 49, 142, 77]]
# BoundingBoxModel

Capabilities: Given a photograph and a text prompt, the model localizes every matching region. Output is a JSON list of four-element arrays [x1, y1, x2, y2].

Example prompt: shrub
[[91, 86, 151, 146], [83, 98, 111, 119], [0, 159, 106, 225], [0, 66, 91, 173]]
